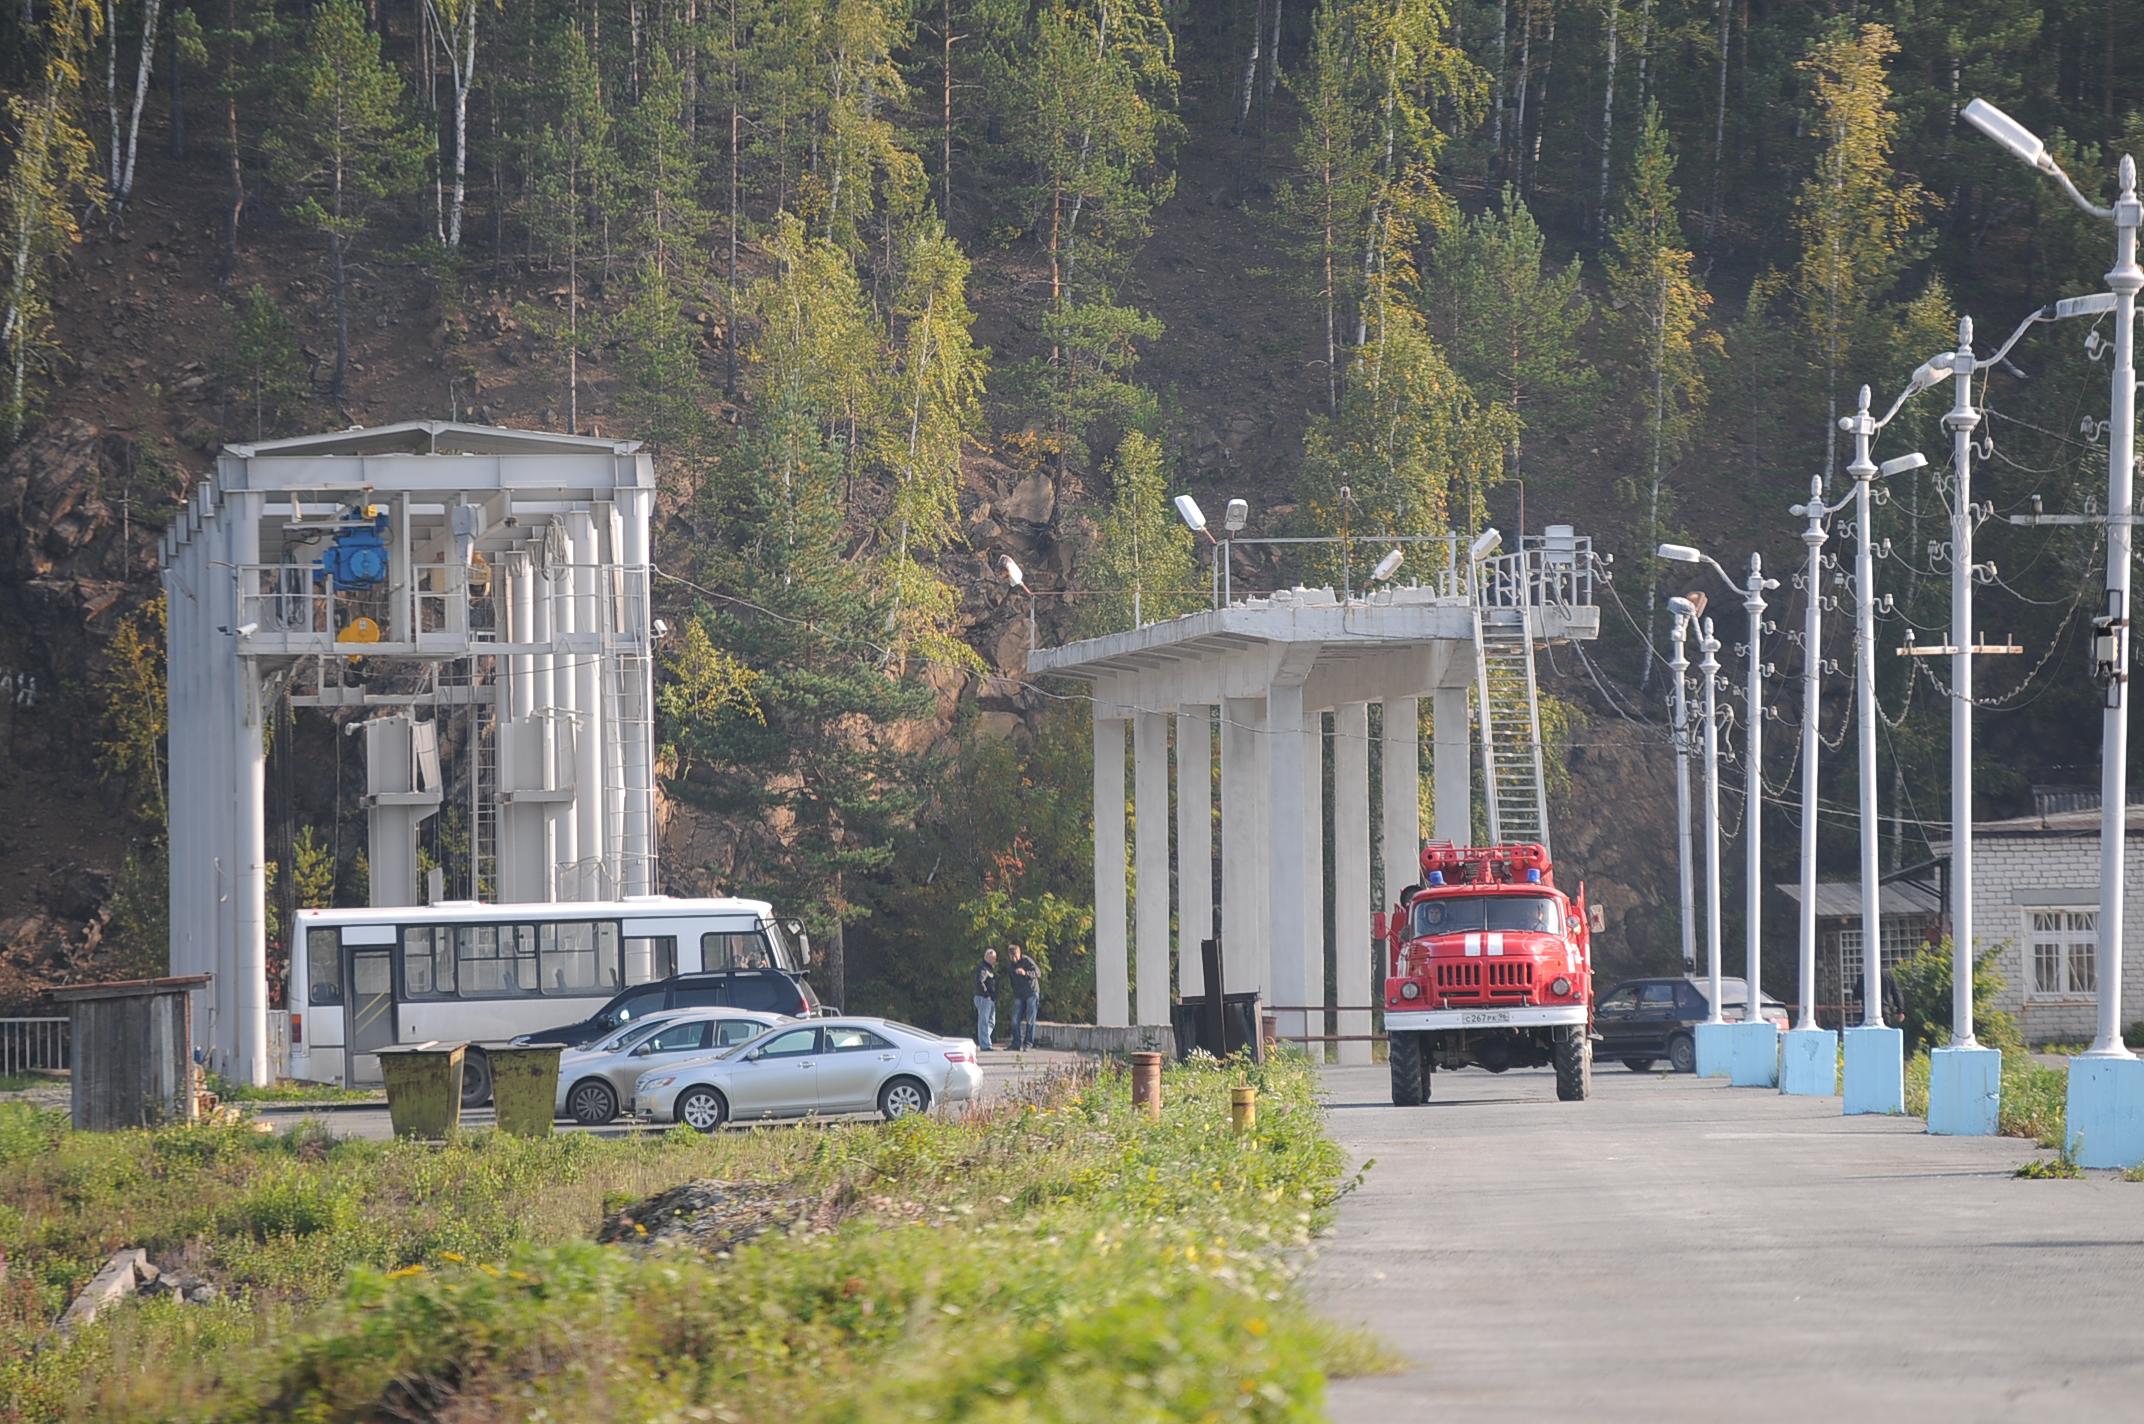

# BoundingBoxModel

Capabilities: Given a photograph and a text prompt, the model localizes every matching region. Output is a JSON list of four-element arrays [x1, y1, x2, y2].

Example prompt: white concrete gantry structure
[[158, 422, 658, 1084], [1030, 550, 1599, 1057]]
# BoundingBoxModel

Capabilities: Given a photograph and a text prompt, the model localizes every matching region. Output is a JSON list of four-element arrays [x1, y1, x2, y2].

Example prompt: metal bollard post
[[1130, 1051, 1163, 1121], [1231, 1084, 1257, 1135]]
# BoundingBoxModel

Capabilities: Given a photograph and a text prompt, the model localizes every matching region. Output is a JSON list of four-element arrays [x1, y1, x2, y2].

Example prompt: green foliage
[[2, 1059, 1355, 1424], [2014, 1151, 2083, 1180], [91, 597, 166, 823], [216, 284, 309, 440], [288, 827, 336, 912], [1074, 429, 1200, 635], [1892, 940, 2022, 1057]]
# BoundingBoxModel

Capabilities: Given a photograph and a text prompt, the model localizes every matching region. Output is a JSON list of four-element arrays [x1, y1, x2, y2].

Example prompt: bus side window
[[701, 931, 770, 971], [541, 922, 615, 994], [623, 936, 676, 985], [511, 925, 539, 992], [456, 925, 517, 997], [307, 928, 344, 1006], [403, 927, 455, 998]]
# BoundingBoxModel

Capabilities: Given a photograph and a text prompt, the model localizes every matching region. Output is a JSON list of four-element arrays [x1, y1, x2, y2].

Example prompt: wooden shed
[[47, 975, 210, 1130]]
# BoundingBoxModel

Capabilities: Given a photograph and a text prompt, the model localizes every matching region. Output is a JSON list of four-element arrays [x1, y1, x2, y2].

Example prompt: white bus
[[289, 896, 809, 1101]]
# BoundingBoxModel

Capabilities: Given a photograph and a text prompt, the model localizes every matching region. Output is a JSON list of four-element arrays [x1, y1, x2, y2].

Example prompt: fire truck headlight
[[1400, 981, 1423, 1001], [1550, 976, 1572, 998]]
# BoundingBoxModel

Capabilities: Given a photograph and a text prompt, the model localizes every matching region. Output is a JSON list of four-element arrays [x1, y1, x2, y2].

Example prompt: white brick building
[[1887, 807, 2144, 1046]]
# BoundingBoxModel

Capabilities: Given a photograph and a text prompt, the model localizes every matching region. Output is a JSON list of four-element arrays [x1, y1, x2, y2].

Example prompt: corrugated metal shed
[[1774, 880, 1943, 919], [47, 975, 210, 1130]]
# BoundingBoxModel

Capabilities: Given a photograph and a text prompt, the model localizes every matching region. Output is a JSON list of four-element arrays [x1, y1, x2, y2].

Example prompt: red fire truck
[[1378, 841, 1593, 1105]]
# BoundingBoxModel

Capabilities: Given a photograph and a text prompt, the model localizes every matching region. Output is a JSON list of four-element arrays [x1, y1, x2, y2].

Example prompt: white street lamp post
[[1668, 600, 1699, 974], [1790, 477, 1831, 1037], [1963, 97, 2144, 1166], [1699, 615, 1726, 1034], [1944, 317, 1982, 1052]]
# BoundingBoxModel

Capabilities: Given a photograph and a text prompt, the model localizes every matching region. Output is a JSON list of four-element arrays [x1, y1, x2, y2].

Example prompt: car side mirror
[[630, 1042, 652, 1057]]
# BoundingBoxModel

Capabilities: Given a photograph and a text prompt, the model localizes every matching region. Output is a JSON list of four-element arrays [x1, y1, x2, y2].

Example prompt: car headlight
[[1399, 981, 1422, 1000], [1550, 976, 1572, 997], [639, 1075, 676, 1092]]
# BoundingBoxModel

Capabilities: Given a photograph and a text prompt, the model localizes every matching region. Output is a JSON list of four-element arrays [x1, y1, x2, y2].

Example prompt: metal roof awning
[[1773, 880, 1944, 918], [226, 420, 642, 459]]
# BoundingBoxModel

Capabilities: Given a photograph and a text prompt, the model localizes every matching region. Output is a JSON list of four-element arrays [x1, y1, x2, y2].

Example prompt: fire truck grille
[[1432, 959, 1535, 1003]]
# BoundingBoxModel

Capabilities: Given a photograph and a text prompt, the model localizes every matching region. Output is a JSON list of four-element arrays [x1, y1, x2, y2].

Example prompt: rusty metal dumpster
[[484, 1043, 564, 1137], [375, 1041, 466, 1138]]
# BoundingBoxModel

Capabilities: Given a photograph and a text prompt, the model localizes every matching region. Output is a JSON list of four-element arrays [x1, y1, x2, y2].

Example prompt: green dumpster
[[375, 1041, 466, 1139], [485, 1043, 564, 1138]]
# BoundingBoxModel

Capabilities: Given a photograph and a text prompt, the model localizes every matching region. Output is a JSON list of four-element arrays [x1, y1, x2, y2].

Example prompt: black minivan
[[513, 968, 824, 1049]]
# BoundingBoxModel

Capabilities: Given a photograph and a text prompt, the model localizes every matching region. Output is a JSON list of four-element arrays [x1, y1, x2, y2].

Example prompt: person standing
[[973, 947, 999, 1050], [1007, 945, 1041, 1051]]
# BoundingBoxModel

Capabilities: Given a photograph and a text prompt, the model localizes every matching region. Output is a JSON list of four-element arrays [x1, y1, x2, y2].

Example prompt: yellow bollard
[[1231, 1084, 1258, 1135], [1130, 1051, 1163, 1121]]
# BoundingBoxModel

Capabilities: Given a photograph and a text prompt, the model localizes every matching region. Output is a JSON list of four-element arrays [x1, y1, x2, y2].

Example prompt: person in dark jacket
[[973, 948, 999, 1050], [1007, 945, 1041, 1050]]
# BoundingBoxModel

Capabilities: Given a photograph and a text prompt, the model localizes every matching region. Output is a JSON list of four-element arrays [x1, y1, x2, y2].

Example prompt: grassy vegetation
[[2, 1055, 1367, 1421], [203, 1074, 381, 1104], [0, 1073, 47, 1094]]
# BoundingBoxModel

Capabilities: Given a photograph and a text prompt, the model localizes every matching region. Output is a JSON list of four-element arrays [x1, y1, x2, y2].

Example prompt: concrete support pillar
[[1302, 716, 1328, 1058], [1219, 697, 1265, 997], [1267, 684, 1311, 1041], [549, 536, 578, 896], [1175, 707, 1213, 998], [1333, 703, 1372, 1066], [1380, 697, 1422, 903], [1432, 684, 1472, 844], [567, 514, 604, 899], [530, 554, 559, 902], [618, 492, 655, 895], [1093, 713, 1129, 1027], [1133, 710, 1173, 1027], [232, 658, 269, 1085]]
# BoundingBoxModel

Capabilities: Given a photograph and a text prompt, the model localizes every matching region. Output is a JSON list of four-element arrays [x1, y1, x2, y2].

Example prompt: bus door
[[345, 940, 397, 1087]]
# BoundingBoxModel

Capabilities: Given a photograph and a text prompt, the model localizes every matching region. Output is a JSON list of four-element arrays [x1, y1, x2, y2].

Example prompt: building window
[[2025, 909, 2097, 998], [1837, 916, 1930, 974]]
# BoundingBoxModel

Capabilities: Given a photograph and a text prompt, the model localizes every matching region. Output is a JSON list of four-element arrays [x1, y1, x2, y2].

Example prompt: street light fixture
[[1369, 548, 1405, 583], [1964, 94, 2144, 1164]]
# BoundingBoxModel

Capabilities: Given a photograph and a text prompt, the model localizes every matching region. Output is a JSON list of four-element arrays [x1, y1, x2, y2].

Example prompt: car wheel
[[1667, 1033, 1697, 1074], [1622, 1058, 1656, 1073], [459, 1049, 493, 1109], [566, 1078, 618, 1126], [879, 1076, 931, 1120], [677, 1086, 727, 1133]]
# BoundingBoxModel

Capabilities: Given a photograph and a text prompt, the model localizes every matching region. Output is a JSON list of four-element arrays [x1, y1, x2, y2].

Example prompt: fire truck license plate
[[1460, 1010, 1513, 1026]]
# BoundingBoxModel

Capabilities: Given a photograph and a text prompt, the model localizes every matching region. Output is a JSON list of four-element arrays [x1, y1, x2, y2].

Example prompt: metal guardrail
[[0, 1016, 70, 1074], [1264, 1005, 1387, 1044], [1472, 533, 1598, 612]]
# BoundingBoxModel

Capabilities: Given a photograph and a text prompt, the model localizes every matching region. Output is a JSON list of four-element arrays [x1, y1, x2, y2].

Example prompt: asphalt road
[[1307, 1062, 2144, 1423], [250, 1046, 1087, 1140]]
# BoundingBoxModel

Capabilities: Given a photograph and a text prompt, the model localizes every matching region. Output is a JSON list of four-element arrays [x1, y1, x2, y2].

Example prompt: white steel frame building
[[159, 422, 659, 1084]]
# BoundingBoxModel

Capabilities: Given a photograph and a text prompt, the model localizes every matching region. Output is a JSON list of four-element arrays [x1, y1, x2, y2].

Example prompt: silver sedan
[[635, 1018, 984, 1131], [554, 1008, 789, 1125]]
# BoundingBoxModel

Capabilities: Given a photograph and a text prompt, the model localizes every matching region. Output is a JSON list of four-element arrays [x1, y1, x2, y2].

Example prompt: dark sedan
[[1594, 976, 1791, 1073]]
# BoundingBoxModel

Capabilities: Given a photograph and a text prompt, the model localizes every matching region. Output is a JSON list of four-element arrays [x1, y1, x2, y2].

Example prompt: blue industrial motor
[[318, 505, 391, 589]]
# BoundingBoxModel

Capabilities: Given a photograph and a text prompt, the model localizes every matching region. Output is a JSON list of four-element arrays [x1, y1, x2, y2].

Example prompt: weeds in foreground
[[2014, 1152, 2084, 1180]]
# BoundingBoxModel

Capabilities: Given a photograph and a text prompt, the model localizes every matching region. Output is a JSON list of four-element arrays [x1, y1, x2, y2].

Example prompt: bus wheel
[[459, 1049, 493, 1109]]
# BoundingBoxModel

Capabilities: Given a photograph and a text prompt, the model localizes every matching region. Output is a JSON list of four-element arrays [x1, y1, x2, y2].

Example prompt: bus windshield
[[1409, 894, 1559, 937]]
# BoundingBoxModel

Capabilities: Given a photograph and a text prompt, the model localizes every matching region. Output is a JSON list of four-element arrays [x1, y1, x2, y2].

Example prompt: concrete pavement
[[1308, 1062, 2144, 1422]]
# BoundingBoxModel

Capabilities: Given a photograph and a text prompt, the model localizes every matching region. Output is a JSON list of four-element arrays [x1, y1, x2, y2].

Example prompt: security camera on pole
[[1660, 542, 1780, 1083], [1963, 100, 2144, 1168], [1667, 597, 1702, 976]]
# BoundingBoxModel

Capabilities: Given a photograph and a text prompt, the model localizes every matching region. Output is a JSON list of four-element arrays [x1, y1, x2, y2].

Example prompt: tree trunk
[[1706, 0, 1727, 241], [1596, 0, 1617, 234], [1490, 0, 1507, 166], [436, 0, 476, 248], [1634, 0, 1651, 115], [1529, 6, 1555, 179], [942, 0, 954, 219], [1639, 270, 1666, 691], [1511, 0, 1533, 193], [1235, 0, 1262, 134], [218, 0, 244, 285], [1264, 0, 1282, 102], [727, 13, 741, 397]]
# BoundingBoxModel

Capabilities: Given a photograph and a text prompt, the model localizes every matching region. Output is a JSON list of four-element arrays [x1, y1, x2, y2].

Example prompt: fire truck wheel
[[1666, 1032, 1697, 1074], [1388, 1032, 1426, 1106], [1553, 1025, 1592, 1102]]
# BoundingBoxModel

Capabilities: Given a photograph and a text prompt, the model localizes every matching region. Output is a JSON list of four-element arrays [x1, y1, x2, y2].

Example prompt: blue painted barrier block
[[1842, 1026, 1904, 1115], [1693, 1021, 1734, 1080], [1926, 1044, 2001, 1136], [1727, 1021, 1780, 1087], [2065, 1055, 2144, 1169], [1779, 1028, 1837, 1096]]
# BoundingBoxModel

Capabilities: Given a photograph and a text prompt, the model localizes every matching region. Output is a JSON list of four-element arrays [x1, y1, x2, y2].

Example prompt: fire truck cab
[[1379, 841, 1593, 1105]]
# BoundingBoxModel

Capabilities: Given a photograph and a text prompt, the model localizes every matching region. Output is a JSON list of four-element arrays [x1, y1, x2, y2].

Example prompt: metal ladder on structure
[[1471, 557, 1552, 855], [467, 651, 499, 902]]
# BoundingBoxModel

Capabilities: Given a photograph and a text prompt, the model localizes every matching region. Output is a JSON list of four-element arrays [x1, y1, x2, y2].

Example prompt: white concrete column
[[1301, 715, 1327, 1055], [529, 554, 559, 901], [1175, 707, 1213, 999], [1219, 697, 1264, 997], [568, 513, 604, 899], [550, 534, 579, 896], [1380, 696, 1422, 902], [1334, 702, 1372, 1066], [1267, 684, 1311, 1041], [1094, 713, 1130, 1027], [228, 492, 268, 1084], [1432, 684, 1472, 844], [1133, 710, 1173, 1027]]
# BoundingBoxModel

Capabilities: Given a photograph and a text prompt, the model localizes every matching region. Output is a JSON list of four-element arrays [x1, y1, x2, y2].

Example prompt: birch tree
[[422, 0, 481, 248], [1606, 106, 1717, 685], [1, 0, 103, 439], [108, 0, 165, 218]]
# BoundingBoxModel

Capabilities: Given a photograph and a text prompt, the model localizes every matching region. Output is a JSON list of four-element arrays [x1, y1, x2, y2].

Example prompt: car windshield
[[1409, 894, 1559, 936], [592, 1017, 676, 1055]]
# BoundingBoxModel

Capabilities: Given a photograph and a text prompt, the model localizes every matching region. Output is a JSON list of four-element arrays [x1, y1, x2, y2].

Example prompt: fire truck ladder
[[1471, 587, 1552, 856]]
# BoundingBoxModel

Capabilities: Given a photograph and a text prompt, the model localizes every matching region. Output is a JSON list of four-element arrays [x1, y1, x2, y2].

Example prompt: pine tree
[[1, 0, 104, 439], [1605, 106, 1717, 685], [1431, 184, 1595, 491], [265, 0, 426, 400], [1073, 429, 1199, 635], [529, 25, 614, 433], [1792, 20, 1928, 480]]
